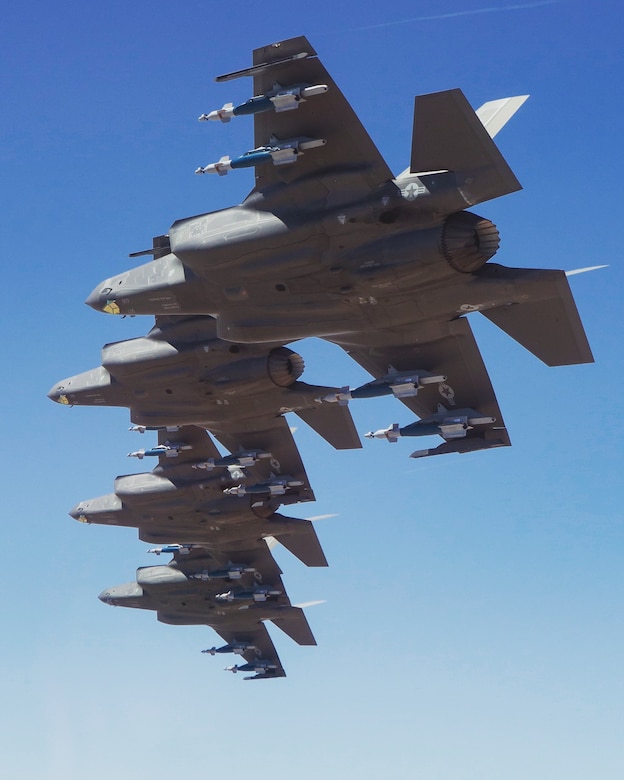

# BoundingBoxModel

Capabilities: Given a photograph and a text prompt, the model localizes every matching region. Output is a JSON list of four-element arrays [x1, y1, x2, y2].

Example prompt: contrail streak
[[354, 1, 559, 31]]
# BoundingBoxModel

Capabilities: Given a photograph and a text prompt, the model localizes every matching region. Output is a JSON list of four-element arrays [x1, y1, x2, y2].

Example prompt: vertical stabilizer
[[409, 88, 522, 205]]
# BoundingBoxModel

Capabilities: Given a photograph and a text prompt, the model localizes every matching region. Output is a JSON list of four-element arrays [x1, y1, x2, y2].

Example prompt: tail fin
[[294, 402, 361, 450], [478, 267, 594, 366], [276, 519, 328, 567], [269, 514, 328, 567], [410, 88, 521, 205], [272, 607, 317, 646]]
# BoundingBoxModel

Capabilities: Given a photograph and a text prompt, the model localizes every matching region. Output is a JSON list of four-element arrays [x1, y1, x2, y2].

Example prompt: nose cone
[[47, 381, 71, 405], [98, 582, 145, 607], [98, 588, 116, 604], [86, 255, 209, 316], [47, 367, 114, 407], [69, 494, 123, 524], [85, 281, 121, 314]]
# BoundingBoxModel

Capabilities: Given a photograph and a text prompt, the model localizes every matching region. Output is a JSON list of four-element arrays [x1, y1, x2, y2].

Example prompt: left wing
[[155, 424, 221, 468], [168, 540, 284, 586], [329, 317, 510, 457], [213, 414, 315, 504], [212, 623, 287, 679]]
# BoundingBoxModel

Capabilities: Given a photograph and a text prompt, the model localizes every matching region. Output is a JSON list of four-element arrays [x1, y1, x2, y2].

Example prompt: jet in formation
[[49, 36, 593, 678]]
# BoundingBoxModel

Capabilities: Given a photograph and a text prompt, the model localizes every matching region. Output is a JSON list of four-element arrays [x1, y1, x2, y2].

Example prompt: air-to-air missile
[[127, 441, 193, 459], [317, 370, 448, 404], [195, 137, 326, 176], [224, 661, 278, 678], [192, 449, 273, 471], [198, 83, 328, 122], [202, 642, 258, 656], [223, 476, 305, 497], [215, 586, 282, 602], [365, 409, 497, 442]]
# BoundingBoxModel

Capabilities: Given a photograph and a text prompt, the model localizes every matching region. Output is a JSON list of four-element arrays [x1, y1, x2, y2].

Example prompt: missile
[[127, 441, 192, 459], [365, 422, 402, 442], [188, 564, 257, 581], [129, 425, 180, 434], [195, 137, 325, 175], [192, 449, 273, 471], [202, 642, 258, 656], [365, 409, 496, 443], [225, 660, 277, 675], [146, 544, 202, 555], [224, 476, 304, 497], [198, 83, 328, 122], [318, 371, 447, 405], [215, 587, 282, 603]]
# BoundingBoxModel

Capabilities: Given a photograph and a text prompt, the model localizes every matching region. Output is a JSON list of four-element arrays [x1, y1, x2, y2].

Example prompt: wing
[[213, 414, 315, 503], [330, 317, 510, 455], [217, 35, 394, 198], [171, 540, 284, 585], [156, 424, 222, 467], [213, 623, 287, 679]]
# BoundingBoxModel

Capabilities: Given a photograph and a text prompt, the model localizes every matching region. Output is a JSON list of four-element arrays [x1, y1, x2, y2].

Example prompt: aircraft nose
[[85, 283, 120, 314], [47, 382, 70, 404], [98, 589, 114, 604], [68, 502, 88, 522]]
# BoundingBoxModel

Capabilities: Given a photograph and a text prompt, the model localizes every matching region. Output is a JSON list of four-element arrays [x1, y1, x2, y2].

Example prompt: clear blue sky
[[2, 1, 623, 778]]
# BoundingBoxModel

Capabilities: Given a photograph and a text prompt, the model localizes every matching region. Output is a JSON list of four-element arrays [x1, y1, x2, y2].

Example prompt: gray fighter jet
[[48, 315, 360, 449], [71, 425, 328, 566], [99, 542, 317, 679], [84, 35, 593, 457]]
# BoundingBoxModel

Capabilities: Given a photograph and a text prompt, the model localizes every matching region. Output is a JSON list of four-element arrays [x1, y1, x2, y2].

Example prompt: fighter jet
[[48, 314, 360, 450], [99, 543, 317, 679], [84, 35, 593, 457], [70, 424, 328, 566]]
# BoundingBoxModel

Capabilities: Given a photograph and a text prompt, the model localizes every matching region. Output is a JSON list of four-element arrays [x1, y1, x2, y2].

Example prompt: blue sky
[[2, 1, 623, 778]]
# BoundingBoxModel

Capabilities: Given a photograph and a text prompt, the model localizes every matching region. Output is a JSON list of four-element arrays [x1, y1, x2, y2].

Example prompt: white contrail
[[354, 1, 559, 31], [566, 265, 608, 277]]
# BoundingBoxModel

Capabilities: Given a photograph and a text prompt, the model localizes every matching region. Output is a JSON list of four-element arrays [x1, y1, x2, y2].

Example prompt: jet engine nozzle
[[441, 211, 500, 273], [267, 347, 305, 387]]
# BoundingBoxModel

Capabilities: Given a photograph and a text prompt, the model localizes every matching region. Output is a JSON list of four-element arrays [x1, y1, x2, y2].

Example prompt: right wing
[[215, 35, 394, 199]]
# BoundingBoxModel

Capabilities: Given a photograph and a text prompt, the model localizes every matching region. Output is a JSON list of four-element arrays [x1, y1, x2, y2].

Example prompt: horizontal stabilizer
[[272, 607, 317, 646], [276, 518, 328, 567], [411, 89, 521, 205], [294, 402, 361, 450], [480, 269, 593, 366]]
